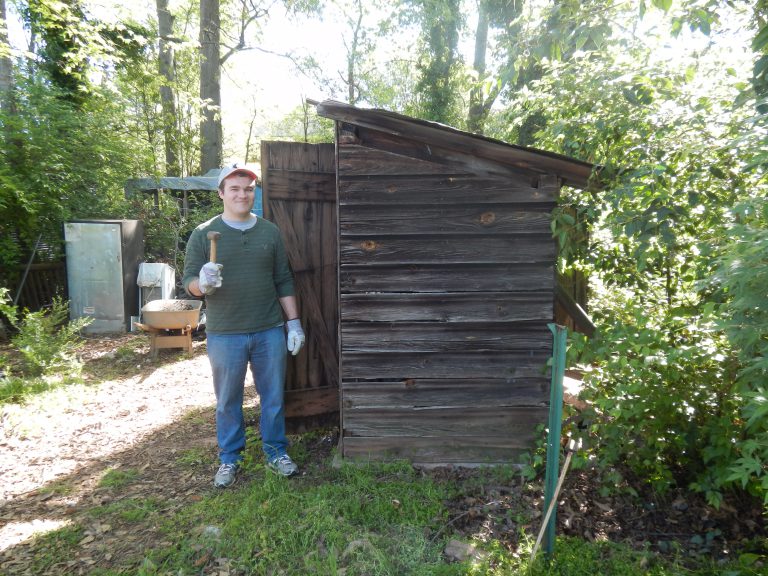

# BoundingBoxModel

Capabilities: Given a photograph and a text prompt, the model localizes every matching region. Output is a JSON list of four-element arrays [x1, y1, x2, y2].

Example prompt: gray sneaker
[[214, 463, 238, 488], [267, 455, 298, 477]]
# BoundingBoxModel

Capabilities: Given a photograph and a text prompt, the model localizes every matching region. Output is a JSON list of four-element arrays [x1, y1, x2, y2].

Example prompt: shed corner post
[[544, 322, 567, 559]]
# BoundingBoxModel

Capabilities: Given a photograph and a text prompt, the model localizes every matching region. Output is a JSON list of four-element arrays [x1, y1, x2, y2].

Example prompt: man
[[183, 163, 305, 488]]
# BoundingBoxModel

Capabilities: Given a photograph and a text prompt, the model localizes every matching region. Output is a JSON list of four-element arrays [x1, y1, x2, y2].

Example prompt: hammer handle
[[209, 240, 217, 264]]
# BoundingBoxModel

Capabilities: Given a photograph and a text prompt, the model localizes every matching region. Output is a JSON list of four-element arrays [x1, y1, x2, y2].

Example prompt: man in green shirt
[[183, 164, 305, 488]]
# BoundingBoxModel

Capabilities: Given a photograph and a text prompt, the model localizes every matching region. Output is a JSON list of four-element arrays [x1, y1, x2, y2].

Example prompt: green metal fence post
[[543, 323, 567, 559]]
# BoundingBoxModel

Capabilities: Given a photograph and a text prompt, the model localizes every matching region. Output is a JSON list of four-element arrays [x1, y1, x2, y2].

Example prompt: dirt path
[[0, 335, 215, 500], [0, 333, 252, 573]]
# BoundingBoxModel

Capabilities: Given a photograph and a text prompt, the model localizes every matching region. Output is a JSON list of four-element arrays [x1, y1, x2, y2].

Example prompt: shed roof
[[123, 169, 219, 196], [315, 100, 602, 191]]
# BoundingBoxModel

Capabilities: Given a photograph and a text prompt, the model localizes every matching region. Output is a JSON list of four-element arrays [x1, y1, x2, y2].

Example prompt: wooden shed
[[261, 100, 598, 464]]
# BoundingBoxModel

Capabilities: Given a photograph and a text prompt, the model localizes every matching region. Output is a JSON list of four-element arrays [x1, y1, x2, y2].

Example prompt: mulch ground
[[0, 334, 765, 574]]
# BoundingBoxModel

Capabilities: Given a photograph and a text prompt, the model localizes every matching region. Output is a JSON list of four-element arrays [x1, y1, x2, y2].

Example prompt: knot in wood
[[361, 240, 378, 252], [479, 211, 496, 225]]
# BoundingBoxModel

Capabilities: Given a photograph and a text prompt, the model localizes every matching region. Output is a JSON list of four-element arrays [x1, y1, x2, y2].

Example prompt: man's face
[[219, 174, 255, 219]]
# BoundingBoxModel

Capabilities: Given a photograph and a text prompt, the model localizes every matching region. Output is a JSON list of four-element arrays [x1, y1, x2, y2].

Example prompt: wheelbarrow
[[134, 299, 203, 359]]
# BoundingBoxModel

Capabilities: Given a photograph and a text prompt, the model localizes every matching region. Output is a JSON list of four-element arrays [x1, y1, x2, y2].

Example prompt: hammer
[[207, 231, 221, 263]]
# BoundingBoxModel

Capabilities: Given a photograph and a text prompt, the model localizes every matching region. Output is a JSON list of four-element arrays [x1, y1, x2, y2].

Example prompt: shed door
[[260, 141, 339, 431]]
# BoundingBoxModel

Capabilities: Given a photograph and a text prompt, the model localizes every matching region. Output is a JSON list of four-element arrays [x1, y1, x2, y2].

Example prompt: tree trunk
[[157, 0, 180, 176], [0, 0, 20, 157], [467, 1, 489, 135], [199, 0, 222, 173], [0, 0, 14, 115]]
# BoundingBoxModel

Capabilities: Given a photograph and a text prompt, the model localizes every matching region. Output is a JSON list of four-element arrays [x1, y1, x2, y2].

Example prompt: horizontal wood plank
[[316, 101, 595, 189], [339, 235, 555, 265], [343, 406, 549, 437], [342, 435, 537, 464], [263, 171, 337, 203], [341, 321, 552, 353], [341, 350, 551, 379], [342, 378, 549, 409], [340, 292, 553, 322], [340, 263, 554, 293], [351, 124, 553, 184], [339, 204, 552, 235], [338, 145, 454, 176], [339, 176, 554, 205]]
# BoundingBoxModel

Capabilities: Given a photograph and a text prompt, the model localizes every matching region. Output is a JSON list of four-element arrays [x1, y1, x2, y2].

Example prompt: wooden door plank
[[271, 201, 340, 386], [285, 386, 339, 417], [265, 172, 337, 203]]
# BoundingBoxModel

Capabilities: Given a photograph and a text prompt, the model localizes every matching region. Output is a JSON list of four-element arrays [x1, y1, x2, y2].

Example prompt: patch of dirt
[[427, 464, 765, 567], [0, 334, 765, 574], [0, 333, 227, 574]]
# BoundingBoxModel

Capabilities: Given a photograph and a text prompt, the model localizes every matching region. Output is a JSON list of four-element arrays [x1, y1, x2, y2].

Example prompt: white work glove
[[198, 262, 223, 295], [286, 319, 305, 356]]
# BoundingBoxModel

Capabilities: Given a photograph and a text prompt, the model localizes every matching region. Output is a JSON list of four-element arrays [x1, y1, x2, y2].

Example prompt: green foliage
[[1, 289, 90, 377], [0, 76, 146, 278], [29, 524, 85, 574], [267, 104, 335, 143], [90, 497, 161, 522], [99, 467, 140, 489], [405, 0, 466, 125], [572, 311, 740, 496], [706, 196, 768, 504], [148, 459, 451, 574], [493, 2, 766, 509]]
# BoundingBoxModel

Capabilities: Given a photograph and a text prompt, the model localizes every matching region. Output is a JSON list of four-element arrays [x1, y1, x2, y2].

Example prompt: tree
[[157, 0, 180, 176], [199, 0, 221, 172], [0, 0, 12, 114], [25, 0, 91, 106], [406, 0, 464, 125]]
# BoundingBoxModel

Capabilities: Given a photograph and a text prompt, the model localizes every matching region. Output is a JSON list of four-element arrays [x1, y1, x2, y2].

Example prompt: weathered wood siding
[[337, 123, 558, 464], [261, 142, 339, 432]]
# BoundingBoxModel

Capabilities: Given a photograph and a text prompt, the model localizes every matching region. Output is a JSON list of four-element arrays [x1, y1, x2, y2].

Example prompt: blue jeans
[[206, 326, 288, 464]]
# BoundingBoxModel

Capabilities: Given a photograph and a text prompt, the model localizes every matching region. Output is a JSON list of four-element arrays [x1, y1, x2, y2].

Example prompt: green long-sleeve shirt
[[182, 215, 295, 334]]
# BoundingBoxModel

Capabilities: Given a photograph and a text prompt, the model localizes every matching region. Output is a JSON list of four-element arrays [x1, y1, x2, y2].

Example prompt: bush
[[0, 288, 91, 380], [573, 307, 739, 500]]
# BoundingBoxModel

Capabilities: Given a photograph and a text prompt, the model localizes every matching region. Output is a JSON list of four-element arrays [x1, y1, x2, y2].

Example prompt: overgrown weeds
[[0, 288, 91, 403]]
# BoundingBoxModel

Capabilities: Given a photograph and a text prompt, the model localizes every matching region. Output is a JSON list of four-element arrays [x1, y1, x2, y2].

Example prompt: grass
[[11, 437, 765, 575], [28, 525, 84, 574], [147, 459, 460, 575], [119, 449, 762, 576], [98, 468, 140, 489], [176, 447, 207, 467], [89, 497, 162, 522]]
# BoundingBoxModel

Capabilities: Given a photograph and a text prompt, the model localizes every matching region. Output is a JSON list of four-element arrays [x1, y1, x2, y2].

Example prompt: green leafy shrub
[[573, 306, 739, 498], [703, 197, 768, 505], [10, 298, 90, 377], [0, 289, 91, 383]]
